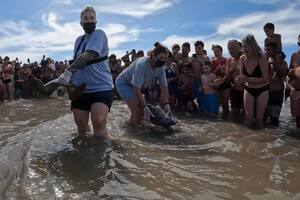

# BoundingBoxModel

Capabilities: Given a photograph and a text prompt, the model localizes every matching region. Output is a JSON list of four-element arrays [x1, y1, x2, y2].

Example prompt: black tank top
[[243, 57, 262, 77]]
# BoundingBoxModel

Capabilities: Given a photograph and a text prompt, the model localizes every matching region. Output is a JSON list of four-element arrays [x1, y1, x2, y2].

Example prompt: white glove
[[163, 103, 172, 117], [45, 70, 72, 86], [144, 106, 154, 121]]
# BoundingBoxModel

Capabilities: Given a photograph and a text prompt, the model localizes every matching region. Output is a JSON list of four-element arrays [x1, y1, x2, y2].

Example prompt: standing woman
[[1, 56, 14, 100], [69, 6, 114, 139], [237, 35, 269, 129], [115, 45, 172, 126]]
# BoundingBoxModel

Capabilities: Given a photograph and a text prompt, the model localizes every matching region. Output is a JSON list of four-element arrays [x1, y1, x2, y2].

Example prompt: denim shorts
[[71, 90, 113, 111], [115, 77, 137, 102]]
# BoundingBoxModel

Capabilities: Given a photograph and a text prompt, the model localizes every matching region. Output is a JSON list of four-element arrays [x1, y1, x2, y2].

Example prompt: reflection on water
[[0, 99, 300, 199]]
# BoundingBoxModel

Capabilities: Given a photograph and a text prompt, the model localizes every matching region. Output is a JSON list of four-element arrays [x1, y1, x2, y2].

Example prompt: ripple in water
[[0, 100, 300, 199]]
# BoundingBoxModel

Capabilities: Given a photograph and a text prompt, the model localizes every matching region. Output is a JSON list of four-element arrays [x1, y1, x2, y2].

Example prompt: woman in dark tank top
[[236, 34, 269, 129]]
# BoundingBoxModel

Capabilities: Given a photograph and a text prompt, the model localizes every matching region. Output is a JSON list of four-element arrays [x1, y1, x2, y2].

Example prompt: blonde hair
[[242, 34, 262, 57], [80, 6, 96, 20]]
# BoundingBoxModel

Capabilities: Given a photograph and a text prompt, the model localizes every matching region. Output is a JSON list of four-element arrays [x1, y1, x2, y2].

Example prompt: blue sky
[[0, 0, 299, 63]]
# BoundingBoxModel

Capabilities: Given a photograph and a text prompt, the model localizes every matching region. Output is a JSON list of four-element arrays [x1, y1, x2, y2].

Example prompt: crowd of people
[[110, 23, 300, 130], [1, 21, 300, 130], [0, 56, 69, 100]]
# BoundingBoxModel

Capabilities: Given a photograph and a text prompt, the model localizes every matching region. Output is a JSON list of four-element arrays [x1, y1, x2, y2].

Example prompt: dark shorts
[[2, 79, 11, 84], [218, 82, 231, 91], [71, 90, 113, 111], [268, 90, 284, 107], [230, 88, 244, 109]]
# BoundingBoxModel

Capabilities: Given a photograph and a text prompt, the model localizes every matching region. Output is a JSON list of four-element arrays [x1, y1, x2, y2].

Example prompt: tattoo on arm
[[68, 51, 99, 72]]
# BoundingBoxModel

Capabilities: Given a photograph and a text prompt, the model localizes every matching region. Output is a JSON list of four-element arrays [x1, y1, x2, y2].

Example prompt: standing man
[[287, 34, 300, 128], [265, 42, 288, 126], [69, 6, 113, 138], [226, 40, 244, 121]]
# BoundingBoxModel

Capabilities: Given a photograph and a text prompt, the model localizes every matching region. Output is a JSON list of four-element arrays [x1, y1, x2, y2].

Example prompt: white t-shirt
[[117, 56, 167, 89], [71, 29, 113, 93]]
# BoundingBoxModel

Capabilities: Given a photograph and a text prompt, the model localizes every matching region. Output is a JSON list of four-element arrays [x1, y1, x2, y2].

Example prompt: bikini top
[[3, 64, 12, 74], [243, 57, 262, 78]]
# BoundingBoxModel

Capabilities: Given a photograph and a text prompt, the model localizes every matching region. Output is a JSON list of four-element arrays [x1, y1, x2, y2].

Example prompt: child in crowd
[[178, 64, 194, 112], [165, 53, 178, 109], [200, 61, 221, 116], [263, 22, 282, 53]]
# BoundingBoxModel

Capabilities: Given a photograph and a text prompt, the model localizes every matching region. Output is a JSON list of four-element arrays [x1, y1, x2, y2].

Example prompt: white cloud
[[95, 0, 178, 18], [162, 4, 300, 57], [162, 34, 233, 57], [244, 0, 300, 4], [59, 0, 179, 18], [0, 12, 159, 62], [52, 0, 73, 5], [245, 0, 281, 4]]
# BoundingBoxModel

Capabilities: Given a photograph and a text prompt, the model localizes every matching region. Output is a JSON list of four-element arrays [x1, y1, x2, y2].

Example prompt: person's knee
[[92, 115, 107, 127]]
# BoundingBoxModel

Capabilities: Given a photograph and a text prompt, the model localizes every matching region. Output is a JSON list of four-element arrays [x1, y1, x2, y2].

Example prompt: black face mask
[[298, 42, 300, 47], [155, 59, 165, 67], [83, 22, 96, 34]]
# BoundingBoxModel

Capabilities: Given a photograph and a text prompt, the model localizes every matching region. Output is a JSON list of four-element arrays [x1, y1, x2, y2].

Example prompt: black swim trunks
[[71, 90, 113, 111]]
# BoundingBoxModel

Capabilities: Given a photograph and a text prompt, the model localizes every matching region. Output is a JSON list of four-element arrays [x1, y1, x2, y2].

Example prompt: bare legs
[[220, 88, 231, 119], [125, 99, 144, 126], [72, 102, 110, 139], [244, 90, 269, 129]]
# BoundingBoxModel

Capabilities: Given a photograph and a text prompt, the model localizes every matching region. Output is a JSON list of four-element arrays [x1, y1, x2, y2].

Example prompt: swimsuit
[[243, 58, 269, 98], [2, 79, 11, 84]]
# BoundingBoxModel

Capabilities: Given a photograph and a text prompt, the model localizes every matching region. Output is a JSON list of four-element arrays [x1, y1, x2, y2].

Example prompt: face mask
[[155, 59, 165, 67], [83, 22, 96, 34]]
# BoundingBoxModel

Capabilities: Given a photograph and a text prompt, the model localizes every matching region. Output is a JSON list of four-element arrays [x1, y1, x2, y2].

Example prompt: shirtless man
[[288, 34, 300, 128], [226, 40, 244, 121], [171, 44, 181, 64], [178, 42, 192, 73], [191, 40, 210, 109], [121, 54, 132, 69], [265, 43, 288, 126]]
